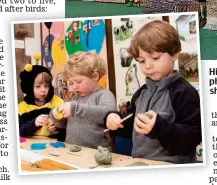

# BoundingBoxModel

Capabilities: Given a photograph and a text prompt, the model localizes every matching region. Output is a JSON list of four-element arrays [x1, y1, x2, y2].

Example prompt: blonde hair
[[129, 20, 181, 58], [34, 72, 52, 85], [64, 51, 107, 79]]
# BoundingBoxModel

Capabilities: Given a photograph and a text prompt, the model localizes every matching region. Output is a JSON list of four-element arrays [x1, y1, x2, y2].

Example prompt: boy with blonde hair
[[104, 20, 202, 163], [50, 51, 116, 149]]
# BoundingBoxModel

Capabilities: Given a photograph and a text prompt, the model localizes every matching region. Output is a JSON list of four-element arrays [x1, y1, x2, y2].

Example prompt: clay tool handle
[[104, 113, 133, 133]]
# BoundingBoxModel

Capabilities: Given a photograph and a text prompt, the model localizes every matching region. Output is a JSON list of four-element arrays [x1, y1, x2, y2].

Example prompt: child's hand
[[35, 115, 48, 127], [134, 110, 157, 135], [48, 118, 56, 132], [52, 107, 64, 120], [106, 113, 124, 130], [58, 102, 71, 118]]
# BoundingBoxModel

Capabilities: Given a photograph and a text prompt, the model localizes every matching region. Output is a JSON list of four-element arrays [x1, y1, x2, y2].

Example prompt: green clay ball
[[94, 146, 112, 165], [69, 145, 81, 152]]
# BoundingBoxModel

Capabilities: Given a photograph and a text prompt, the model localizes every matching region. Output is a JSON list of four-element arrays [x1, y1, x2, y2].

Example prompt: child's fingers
[[110, 123, 121, 130], [48, 118, 55, 125], [39, 115, 49, 123], [49, 125, 56, 131], [137, 114, 151, 125], [113, 115, 123, 127], [134, 122, 146, 134], [106, 114, 123, 130], [48, 120, 54, 127], [40, 118, 48, 124], [134, 116, 147, 130], [37, 121, 44, 126], [40, 114, 49, 119], [112, 115, 124, 129], [41, 117, 48, 121], [113, 120, 124, 129], [144, 110, 156, 120], [57, 104, 65, 113], [62, 111, 68, 118]]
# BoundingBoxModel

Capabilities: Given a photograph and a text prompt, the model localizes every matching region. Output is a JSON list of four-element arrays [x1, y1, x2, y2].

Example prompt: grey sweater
[[50, 88, 117, 150], [105, 71, 201, 164]]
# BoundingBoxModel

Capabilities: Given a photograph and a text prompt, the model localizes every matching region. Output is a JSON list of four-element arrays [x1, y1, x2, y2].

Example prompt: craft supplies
[[20, 137, 26, 143], [39, 159, 75, 170], [21, 164, 47, 172], [94, 146, 112, 165], [69, 145, 81, 152], [46, 148, 60, 157], [35, 160, 63, 170], [50, 141, 65, 148], [30, 143, 46, 150], [21, 158, 76, 171]]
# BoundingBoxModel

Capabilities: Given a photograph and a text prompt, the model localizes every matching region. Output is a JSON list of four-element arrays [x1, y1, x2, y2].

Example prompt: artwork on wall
[[170, 14, 199, 84], [178, 52, 199, 83], [112, 16, 162, 108], [113, 19, 133, 41], [41, 20, 108, 98], [42, 22, 66, 73], [175, 15, 197, 42], [173, 2, 207, 28], [120, 48, 133, 68], [125, 64, 140, 96], [64, 19, 105, 55], [42, 22, 54, 71]]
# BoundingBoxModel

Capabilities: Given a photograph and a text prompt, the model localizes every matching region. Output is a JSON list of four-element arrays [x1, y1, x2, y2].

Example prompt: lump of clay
[[94, 146, 112, 165], [69, 145, 81, 152]]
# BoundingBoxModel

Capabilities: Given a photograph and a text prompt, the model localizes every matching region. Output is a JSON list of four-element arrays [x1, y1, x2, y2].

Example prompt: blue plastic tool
[[50, 142, 65, 148], [30, 143, 46, 150]]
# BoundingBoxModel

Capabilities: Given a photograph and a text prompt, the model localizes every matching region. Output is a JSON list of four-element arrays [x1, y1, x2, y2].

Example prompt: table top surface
[[20, 136, 172, 171]]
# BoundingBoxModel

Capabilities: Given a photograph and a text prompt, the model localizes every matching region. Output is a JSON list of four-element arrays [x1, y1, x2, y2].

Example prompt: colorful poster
[[64, 19, 105, 55], [41, 20, 108, 98]]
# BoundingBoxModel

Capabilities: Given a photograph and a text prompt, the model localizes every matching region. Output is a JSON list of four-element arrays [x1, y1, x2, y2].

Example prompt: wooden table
[[20, 136, 172, 170]]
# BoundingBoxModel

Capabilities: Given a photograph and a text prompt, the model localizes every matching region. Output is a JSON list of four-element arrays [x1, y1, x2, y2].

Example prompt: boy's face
[[136, 48, 179, 81], [67, 74, 99, 96], [33, 81, 49, 103]]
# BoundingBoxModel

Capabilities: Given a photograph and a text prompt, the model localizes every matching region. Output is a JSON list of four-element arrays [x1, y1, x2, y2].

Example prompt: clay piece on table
[[94, 146, 112, 165], [69, 145, 81, 152], [125, 162, 149, 167], [46, 148, 60, 156]]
